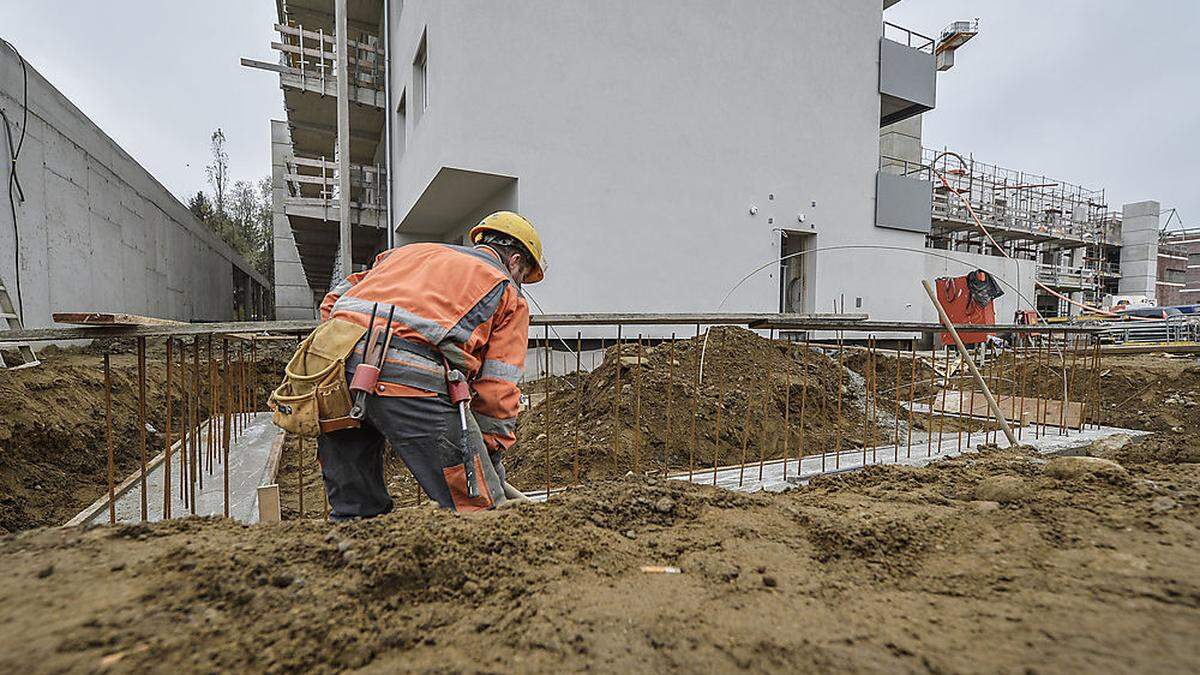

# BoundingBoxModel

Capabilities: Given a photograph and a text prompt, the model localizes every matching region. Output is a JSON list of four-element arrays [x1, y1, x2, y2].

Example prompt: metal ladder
[[0, 275, 38, 370]]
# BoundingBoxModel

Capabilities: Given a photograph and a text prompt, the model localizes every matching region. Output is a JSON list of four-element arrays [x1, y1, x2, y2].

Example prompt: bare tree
[[205, 128, 229, 216]]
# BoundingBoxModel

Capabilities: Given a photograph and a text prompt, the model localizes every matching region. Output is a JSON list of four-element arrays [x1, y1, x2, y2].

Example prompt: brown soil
[[1098, 353, 1200, 434], [0, 437, 1196, 673], [0, 343, 288, 532], [3, 337, 1200, 671], [844, 347, 992, 436], [506, 327, 901, 490]]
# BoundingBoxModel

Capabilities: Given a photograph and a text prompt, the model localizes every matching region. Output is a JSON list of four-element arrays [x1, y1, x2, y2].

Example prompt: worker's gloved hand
[[495, 481, 533, 510], [503, 481, 532, 502]]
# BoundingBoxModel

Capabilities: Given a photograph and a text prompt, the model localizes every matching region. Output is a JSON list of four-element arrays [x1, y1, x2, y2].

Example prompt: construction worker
[[316, 211, 544, 516]]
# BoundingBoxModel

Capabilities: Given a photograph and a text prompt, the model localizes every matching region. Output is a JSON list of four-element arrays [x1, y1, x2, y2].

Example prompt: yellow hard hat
[[469, 211, 547, 283]]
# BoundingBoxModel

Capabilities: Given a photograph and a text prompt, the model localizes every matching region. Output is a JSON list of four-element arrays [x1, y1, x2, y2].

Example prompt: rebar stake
[[833, 333, 844, 471], [926, 343, 936, 458], [137, 337, 148, 521], [665, 333, 675, 475], [544, 326, 551, 498], [104, 353, 115, 525], [297, 436, 304, 518], [633, 333, 643, 475], [613, 325, 622, 469], [713, 329, 726, 484], [782, 343, 792, 481], [893, 345, 902, 461], [165, 338, 173, 520], [799, 337, 809, 471], [688, 326, 701, 481], [223, 338, 231, 518], [574, 331, 582, 486], [906, 342, 916, 458]]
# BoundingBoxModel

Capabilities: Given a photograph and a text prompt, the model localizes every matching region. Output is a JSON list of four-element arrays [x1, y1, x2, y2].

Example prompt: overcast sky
[[1, 1, 1196, 229], [887, 0, 1199, 230], [0, 1, 283, 200]]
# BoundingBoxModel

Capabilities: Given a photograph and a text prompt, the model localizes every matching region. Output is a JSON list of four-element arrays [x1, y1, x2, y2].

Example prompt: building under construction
[[919, 148, 1163, 317], [246, 1, 1170, 333], [1, 4, 1198, 671]]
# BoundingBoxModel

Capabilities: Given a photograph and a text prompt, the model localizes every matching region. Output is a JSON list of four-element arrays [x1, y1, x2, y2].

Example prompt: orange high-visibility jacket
[[320, 243, 529, 453]]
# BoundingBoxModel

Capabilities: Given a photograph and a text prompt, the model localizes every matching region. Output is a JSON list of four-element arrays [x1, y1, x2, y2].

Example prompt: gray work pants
[[316, 390, 508, 518]]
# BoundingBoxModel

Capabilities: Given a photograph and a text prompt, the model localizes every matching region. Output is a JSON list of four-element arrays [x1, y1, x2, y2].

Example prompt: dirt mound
[[0, 344, 288, 532], [1, 447, 1197, 673], [1100, 434, 1200, 466], [506, 327, 905, 490], [1098, 353, 1200, 434]]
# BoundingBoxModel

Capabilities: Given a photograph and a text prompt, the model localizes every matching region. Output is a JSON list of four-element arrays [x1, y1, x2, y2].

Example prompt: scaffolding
[[925, 148, 1120, 313]]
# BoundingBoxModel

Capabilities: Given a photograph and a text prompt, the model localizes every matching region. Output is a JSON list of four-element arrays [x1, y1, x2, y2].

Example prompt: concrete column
[[383, 0, 395, 250], [270, 121, 318, 319], [335, 0, 353, 277], [1118, 200, 1160, 299]]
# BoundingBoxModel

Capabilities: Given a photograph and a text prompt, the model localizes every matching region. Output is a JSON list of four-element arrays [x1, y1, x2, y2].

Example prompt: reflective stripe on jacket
[[320, 243, 529, 452]]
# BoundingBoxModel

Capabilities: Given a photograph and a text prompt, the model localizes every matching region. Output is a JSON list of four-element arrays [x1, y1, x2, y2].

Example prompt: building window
[[396, 89, 407, 155], [413, 31, 427, 121]]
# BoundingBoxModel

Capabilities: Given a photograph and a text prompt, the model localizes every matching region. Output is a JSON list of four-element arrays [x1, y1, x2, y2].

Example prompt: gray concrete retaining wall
[[0, 47, 269, 329]]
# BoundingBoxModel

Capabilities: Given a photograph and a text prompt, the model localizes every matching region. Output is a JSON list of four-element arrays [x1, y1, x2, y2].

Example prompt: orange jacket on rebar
[[320, 243, 529, 453]]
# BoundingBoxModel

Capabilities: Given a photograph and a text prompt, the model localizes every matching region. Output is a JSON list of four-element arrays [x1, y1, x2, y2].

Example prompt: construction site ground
[[0, 340, 1197, 671]]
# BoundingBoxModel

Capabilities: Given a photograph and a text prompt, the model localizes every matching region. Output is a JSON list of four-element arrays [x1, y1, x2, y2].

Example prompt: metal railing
[[879, 154, 932, 180], [883, 21, 935, 53], [1098, 316, 1200, 345], [2, 314, 1106, 522], [1036, 263, 1097, 288], [926, 147, 1112, 244]]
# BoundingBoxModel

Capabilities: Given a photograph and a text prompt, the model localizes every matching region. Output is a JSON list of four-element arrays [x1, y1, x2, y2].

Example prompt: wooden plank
[[271, 41, 381, 68], [753, 318, 1100, 334], [241, 57, 297, 76], [531, 312, 868, 326], [53, 312, 186, 327], [290, 156, 386, 173], [0, 319, 320, 343], [261, 431, 286, 487], [0, 313, 1097, 345], [932, 392, 1083, 430], [274, 23, 384, 54], [256, 484, 282, 524], [228, 333, 295, 342]]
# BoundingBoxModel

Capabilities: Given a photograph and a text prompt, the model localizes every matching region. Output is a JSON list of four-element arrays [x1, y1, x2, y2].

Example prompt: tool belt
[[269, 319, 367, 437]]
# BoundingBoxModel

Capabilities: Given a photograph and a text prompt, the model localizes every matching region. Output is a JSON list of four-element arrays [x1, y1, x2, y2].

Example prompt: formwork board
[[931, 391, 1084, 430]]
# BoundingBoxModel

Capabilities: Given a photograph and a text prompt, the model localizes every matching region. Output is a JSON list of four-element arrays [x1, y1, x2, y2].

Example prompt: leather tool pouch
[[269, 319, 367, 437]]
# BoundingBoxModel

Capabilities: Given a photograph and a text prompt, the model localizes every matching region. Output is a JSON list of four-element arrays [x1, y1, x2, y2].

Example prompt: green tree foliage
[[190, 131, 273, 281]]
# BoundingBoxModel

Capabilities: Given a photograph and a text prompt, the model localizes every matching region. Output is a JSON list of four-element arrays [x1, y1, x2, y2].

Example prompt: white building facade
[[386, 0, 956, 329], [258, 1, 1073, 330]]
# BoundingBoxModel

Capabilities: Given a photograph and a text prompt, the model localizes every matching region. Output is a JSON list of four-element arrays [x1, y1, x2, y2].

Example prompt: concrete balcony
[[879, 22, 936, 126], [875, 155, 932, 234]]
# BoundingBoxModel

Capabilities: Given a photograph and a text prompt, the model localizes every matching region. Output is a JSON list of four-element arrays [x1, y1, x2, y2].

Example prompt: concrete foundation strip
[[63, 422, 201, 527]]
